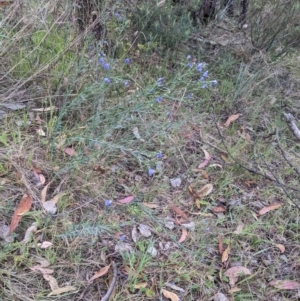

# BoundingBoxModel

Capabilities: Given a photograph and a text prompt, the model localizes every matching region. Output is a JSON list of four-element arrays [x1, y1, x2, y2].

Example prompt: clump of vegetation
[[1, 0, 300, 300]]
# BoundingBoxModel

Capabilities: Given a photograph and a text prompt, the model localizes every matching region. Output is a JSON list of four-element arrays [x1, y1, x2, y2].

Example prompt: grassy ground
[[1, 1, 300, 300]]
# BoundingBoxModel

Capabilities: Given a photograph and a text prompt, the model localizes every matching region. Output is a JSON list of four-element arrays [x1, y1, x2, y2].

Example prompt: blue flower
[[157, 77, 164, 86], [156, 151, 163, 159], [186, 93, 191, 99], [186, 55, 192, 60], [202, 70, 209, 78], [149, 88, 155, 93], [123, 80, 129, 87], [102, 63, 110, 70], [114, 12, 122, 20], [148, 168, 155, 176], [155, 96, 163, 103], [124, 58, 130, 64], [119, 235, 126, 241], [211, 80, 218, 87], [105, 200, 113, 207], [104, 77, 111, 84], [202, 84, 207, 89], [197, 63, 203, 72], [199, 76, 204, 82], [187, 62, 193, 68], [99, 57, 105, 64]]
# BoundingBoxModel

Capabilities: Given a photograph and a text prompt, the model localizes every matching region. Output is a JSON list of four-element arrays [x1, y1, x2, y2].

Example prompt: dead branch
[[276, 128, 300, 176], [101, 261, 117, 301], [283, 112, 300, 141]]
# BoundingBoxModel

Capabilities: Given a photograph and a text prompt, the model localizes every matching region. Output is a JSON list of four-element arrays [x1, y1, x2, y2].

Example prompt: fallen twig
[[101, 261, 117, 301], [283, 112, 300, 141], [276, 128, 300, 176]]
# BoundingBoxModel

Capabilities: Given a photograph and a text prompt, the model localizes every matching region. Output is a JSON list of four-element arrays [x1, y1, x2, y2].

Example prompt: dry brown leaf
[[162, 289, 179, 301], [172, 206, 188, 220], [49, 192, 65, 205], [64, 147, 76, 156], [41, 184, 49, 203], [38, 174, 46, 185], [218, 235, 223, 255], [36, 128, 46, 136], [197, 183, 213, 199], [48, 286, 77, 296], [221, 245, 231, 262], [37, 241, 53, 249], [142, 203, 159, 209], [275, 244, 285, 253], [178, 228, 188, 243], [213, 206, 226, 213], [22, 222, 38, 243], [223, 114, 241, 128], [134, 282, 147, 289], [270, 280, 300, 290], [228, 286, 241, 294], [258, 203, 282, 215], [132, 225, 138, 243], [43, 274, 59, 291], [89, 264, 111, 283], [32, 106, 58, 112], [30, 266, 54, 274], [233, 222, 244, 234], [9, 194, 32, 234], [201, 170, 209, 179], [225, 266, 251, 287], [117, 196, 135, 204], [198, 147, 212, 169]]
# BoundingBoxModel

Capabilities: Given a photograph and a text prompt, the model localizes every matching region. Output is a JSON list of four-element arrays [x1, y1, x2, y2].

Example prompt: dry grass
[[1, 1, 300, 300]]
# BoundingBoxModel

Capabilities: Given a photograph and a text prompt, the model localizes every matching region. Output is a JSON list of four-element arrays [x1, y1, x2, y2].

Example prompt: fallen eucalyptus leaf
[[138, 224, 152, 237]]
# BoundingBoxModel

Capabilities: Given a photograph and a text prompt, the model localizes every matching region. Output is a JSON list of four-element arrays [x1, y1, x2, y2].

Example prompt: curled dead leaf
[[162, 289, 179, 301], [117, 196, 135, 204], [198, 147, 212, 169], [172, 206, 188, 220], [9, 194, 32, 234], [258, 203, 282, 215], [197, 183, 213, 199], [64, 147, 76, 156], [221, 245, 231, 263], [223, 114, 241, 128], [178, 228, 188, 243], [218, 235, 223, 255], [274, 244, 285, 253], [89, 264, 111, 283], [270, 280, 300, 290], [224, 266, 251, 287], [213, 206, 226, 213]]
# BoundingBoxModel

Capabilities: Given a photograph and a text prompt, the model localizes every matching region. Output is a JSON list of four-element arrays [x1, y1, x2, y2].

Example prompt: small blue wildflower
[[199, 76, 204, 82], [114, 12, 122, 20], [197, 63, 203, 72], [89, 45, 94, 50], [149, 88, 155, 93], [99, 57, 105, 64], [102, 63, 110, 70], [124, 58, 130, 64], [202, 84, 207, 89], [119, 235, 126, 241], [123, 80, 129, 87], [157, 77, 164, 86], [148, 168, 155, 176], [155, 96, 163, 103], [202, 70, 209, 78], [186, 55, 192, 60], [186, 93, 191, 99], [156, 151, 163, 159], [100, 52, 105, 57], [187, 62, 193, 68], [211, 80, 218, 87], [206, 227, 210, 232], [105, 200, 113, 207], [104, 77, 111, 84]]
